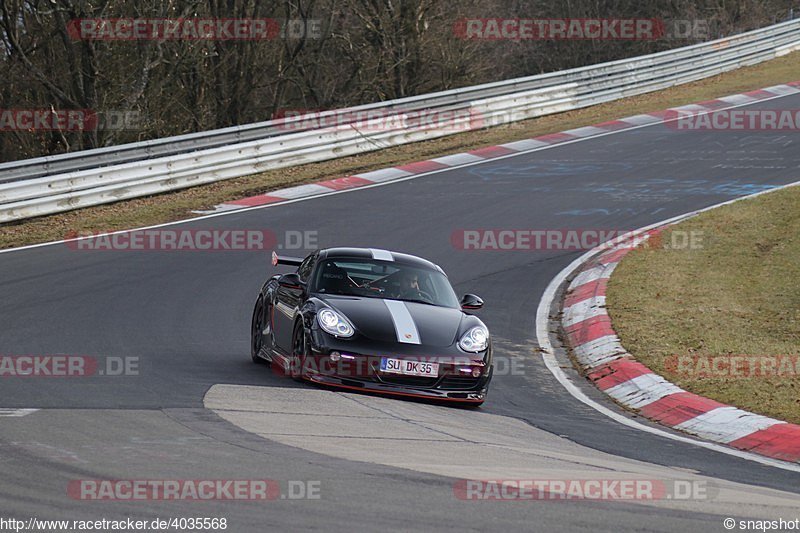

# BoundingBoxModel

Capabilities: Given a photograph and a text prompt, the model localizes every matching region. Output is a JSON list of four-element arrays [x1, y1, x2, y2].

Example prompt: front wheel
[[290, 322, 308, 381], [251, 297, 267, 364]]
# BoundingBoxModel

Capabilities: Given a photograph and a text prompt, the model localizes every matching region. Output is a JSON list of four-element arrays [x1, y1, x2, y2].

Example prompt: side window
[[298, 252, 317, 283]]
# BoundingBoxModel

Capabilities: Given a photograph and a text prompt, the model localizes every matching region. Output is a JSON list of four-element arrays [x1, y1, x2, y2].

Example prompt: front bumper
[[307, 372, 489, 403], [302, 331, 492, 403]]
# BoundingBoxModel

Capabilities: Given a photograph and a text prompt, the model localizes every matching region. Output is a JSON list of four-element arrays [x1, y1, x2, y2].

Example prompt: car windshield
[[311, 258, 460, 308]]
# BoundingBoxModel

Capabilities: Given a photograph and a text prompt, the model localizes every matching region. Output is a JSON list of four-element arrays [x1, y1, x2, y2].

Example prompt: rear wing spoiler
[[271, 251, 303, 267]]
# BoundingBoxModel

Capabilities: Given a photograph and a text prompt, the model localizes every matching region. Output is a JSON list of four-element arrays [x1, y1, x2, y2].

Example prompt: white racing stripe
[[370, 249, 394, 261], [383, 300, 421, 344]]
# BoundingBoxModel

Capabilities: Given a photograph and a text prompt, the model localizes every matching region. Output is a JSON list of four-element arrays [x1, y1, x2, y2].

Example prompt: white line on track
[[535, 180, 800, 473], [0, 408, 39, 417], [1, 88, 798, 256], [2, 84, 799, 471]]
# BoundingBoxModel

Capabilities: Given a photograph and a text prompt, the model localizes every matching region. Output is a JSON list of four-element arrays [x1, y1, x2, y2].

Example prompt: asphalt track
[[1, 92, 799, 531]]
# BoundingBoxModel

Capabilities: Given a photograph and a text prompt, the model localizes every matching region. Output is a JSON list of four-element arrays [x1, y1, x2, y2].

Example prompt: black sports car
[[251, 247, 492, 405]]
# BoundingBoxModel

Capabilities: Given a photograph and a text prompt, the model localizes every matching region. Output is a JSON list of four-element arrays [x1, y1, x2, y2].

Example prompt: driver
[[397, 272, 422, 299]]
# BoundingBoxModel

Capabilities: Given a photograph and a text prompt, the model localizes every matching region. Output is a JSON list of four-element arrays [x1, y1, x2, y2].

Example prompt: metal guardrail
[[1, 19, 799, 223]]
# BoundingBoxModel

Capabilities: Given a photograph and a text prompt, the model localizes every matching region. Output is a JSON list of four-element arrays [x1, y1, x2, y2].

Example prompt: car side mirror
[[460, 294, 483, 310], [278, 273, 304, 290]]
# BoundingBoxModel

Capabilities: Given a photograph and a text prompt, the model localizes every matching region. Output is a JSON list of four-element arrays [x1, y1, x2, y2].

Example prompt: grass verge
[[1, 52, 799, 250], [606, 184, 800, 424]]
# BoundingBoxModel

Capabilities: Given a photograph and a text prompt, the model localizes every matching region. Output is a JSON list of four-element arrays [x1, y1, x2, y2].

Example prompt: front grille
[[378, 375, 439, 388], [439, 375, 481, 390], [340, 379, 365, 388]]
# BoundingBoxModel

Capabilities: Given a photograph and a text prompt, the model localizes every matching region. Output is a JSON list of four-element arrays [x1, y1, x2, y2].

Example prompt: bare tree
[[1, 0, 796, 161]]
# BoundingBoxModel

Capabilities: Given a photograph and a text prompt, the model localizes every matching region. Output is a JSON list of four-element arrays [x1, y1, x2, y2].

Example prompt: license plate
[[380, 358, 439, 377]]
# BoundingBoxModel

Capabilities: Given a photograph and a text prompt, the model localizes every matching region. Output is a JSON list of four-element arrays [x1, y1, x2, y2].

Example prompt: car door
[[274, 252, 316, 353]]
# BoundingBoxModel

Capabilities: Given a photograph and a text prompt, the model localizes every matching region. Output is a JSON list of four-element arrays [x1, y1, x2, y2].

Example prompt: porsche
[[250, 247, 492, 405]]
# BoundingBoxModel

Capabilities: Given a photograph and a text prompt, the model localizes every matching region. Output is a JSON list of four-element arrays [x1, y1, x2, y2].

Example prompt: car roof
[[318, 248, 444, 273]]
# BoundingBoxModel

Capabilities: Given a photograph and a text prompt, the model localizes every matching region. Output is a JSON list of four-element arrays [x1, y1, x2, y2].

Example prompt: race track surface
[[1, 94, 799, 531]]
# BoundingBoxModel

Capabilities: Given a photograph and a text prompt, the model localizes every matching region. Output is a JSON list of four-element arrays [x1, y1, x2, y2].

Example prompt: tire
[[251, 297, 267, 364], [290, 321, 308, 382]]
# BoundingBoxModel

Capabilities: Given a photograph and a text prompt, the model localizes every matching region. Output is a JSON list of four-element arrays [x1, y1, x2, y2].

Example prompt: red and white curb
[[196, 81, 800, 215], [562, 230, 800, 464]]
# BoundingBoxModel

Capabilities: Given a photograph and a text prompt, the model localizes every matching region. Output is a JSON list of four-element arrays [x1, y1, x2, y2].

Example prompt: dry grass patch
[[607, 185, 800, 424], [2, 52, 800, 249]]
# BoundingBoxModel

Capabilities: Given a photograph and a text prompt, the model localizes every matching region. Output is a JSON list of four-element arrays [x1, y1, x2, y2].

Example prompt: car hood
[[319, 295, 463, 348]]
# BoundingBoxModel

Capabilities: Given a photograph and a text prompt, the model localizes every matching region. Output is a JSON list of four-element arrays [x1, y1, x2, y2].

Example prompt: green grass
[[606, 185, 800, 424]]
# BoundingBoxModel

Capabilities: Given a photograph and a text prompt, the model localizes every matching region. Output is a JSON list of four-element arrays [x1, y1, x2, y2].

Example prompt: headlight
[[317, 309, 355, 338], [459, 326, 489, 352]]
